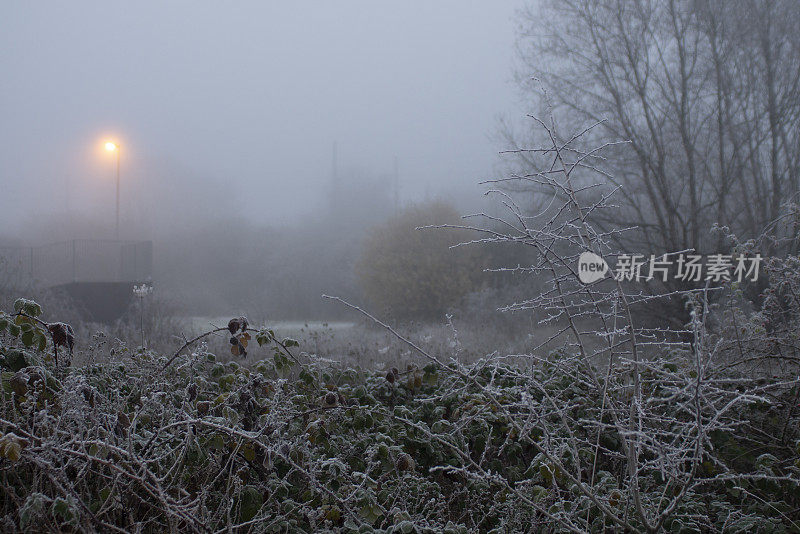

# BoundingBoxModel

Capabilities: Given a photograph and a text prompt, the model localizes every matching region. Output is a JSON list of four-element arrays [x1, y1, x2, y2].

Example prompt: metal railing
[[0, 240, 152, 287]]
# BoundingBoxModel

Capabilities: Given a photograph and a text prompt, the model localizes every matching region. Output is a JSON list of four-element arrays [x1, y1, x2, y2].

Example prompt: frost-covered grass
[[3, 117, 800, 533], [189, 317, 592, 371], [1, 297, 799, 533]]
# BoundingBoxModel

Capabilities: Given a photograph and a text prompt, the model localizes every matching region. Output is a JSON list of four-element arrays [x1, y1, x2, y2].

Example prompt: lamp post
[[105, 141, 120, 240]]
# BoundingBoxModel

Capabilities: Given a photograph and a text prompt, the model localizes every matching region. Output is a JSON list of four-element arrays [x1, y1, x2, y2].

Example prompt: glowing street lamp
[[105, 141, 121, 240]]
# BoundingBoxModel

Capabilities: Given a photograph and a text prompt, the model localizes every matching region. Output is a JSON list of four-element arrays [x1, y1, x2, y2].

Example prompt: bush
[[356, 202, 484, 321], [1, 298, 799, 532], [3, 118, 800, 533]]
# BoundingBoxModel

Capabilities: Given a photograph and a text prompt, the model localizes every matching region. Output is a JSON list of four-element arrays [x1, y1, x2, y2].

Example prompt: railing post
[[72, 240, 76, 283]]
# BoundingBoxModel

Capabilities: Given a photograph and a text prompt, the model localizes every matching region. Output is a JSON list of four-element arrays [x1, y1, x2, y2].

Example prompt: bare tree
[[510, 0, 800, 256], [2, 116, 798, 532]]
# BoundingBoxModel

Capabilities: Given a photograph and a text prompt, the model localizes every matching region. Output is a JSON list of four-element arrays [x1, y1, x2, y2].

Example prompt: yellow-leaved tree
[[356, 201, 484, 321]]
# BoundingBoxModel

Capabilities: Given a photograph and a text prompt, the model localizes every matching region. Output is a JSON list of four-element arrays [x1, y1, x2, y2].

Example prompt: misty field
[[2, 294, 799, 533], [3, 115, 800, 532], [4, 0, 800, 532]]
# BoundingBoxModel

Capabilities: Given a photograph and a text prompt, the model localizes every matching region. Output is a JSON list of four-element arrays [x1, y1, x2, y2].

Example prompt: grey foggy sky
[[1, 1, 524, 238]]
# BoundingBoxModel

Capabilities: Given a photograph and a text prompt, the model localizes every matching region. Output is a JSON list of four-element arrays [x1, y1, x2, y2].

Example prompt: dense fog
[[4, 2, 800, 532], [0, 1, 524, 320]]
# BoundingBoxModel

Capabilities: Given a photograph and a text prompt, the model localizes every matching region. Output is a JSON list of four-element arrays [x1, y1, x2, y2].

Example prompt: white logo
[[578, 252, 609, 284], [575, 252, 762, 284]]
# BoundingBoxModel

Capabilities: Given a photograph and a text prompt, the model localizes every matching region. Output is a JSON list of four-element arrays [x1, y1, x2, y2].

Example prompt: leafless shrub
[[326, 112, 800, 531], [1, 115, 798, 533]]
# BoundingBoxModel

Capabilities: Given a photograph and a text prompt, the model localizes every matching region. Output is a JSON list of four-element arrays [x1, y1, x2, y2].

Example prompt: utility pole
[[105, 141, 121, 240], [332, 141, 338, 185], [393, 156, 399, 215], [115, 145, 121, 240], [331, 141, 339, 215]]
